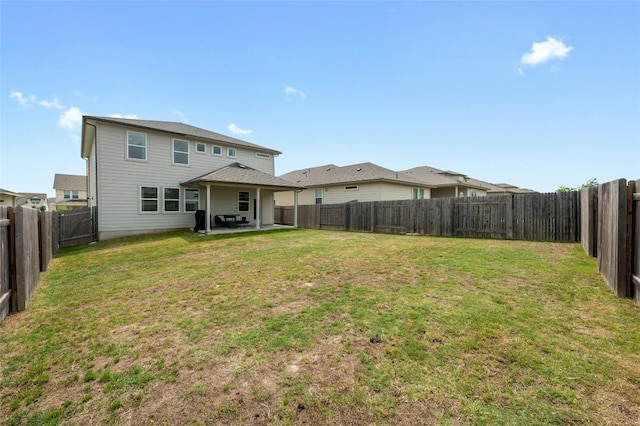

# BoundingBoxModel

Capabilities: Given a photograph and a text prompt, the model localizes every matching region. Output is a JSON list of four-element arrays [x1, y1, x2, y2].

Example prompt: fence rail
[[277, 192, 580, 242]]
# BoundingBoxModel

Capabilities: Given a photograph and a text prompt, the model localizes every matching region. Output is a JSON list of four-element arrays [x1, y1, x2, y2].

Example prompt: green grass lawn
[[1, 229, 639, 425]]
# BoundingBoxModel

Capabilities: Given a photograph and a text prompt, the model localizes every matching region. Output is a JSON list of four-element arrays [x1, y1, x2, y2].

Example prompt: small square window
[[227, 148, 237, 158], [196, 142, 206, 153], [212, 145, 222, 156]]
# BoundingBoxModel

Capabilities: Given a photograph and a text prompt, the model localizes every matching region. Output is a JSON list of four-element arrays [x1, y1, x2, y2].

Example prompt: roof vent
[[356, 168, 362, 172]]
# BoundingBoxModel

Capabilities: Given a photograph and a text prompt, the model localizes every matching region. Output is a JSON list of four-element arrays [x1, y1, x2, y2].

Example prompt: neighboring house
[[81, 116, 304, 240], [275, 162, 433, 206], [401, 166, 499, 198], [17, 193, 49, 211], [53, 173, 88, 210], [0, 188, 20, 208], [487, 183, 536, 195]]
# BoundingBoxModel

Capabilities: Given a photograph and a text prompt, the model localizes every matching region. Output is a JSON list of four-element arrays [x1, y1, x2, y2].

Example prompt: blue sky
[[1, 1, 638, 197]]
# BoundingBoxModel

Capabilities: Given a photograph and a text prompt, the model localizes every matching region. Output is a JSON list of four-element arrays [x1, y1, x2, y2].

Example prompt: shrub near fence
[[276, 192, 580, 243]]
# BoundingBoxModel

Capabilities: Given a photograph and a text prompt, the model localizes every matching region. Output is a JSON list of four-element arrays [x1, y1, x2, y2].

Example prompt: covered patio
[[181, 163, 305, 235]]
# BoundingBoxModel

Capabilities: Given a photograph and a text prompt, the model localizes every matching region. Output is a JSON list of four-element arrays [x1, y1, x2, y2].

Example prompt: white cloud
[[227, 123, 253, 136], [521, 36, 574, 67], [59, 106, 83, 130], [284, 85, 307, 98], [9, 91, 36, 107], [110, 113, 139, 119], [39, 97, 64, 110]]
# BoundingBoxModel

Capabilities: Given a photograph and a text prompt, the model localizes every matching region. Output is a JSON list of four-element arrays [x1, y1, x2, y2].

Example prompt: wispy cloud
[[284, 85, 306, 98], [39, 97, 64, 110], [9, 91, 36, 107], [521, 36, 574, 67], [59, 107, 83, 130], [227, 123, 253, 136]]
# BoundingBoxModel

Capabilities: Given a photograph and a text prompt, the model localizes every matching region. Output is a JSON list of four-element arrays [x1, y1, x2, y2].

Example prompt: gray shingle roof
[[53, 174, 87, 190], [84, 116, 281, 155], [279, 162, 432, 187], [182, 163, 306, 190]]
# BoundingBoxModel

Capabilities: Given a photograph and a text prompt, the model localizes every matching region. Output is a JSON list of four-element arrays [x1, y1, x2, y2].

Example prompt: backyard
[[1, 229, 639, 425]]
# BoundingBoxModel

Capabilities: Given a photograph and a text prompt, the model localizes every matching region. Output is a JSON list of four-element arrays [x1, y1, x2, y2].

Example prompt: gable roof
[[402, 166, 500, 191], [82, 116, 281, 158], [53, 174, 86, 191], [181, 163, 306, 191], [279, 162, 432, 187], [17, 193, 48, 205]]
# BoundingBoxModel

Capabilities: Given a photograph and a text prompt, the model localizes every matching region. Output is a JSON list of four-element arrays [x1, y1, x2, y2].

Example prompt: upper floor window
[[315, 189, 323, 205], [227, 147, 237, 158], [185, 189, 199, 212], [63, 190, 79, 200], [31, 198, 41, 205], [127, 131, 147, 160], [212, 145, 222, 156], [195, 142, 206, 154], [173, 139, 189, 165]]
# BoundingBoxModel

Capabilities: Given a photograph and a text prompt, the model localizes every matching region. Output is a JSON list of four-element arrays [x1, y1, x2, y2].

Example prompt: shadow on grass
[[52, 228, 304, 258]]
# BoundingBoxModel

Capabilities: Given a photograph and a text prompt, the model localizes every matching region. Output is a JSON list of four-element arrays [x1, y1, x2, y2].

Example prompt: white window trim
[[238, 190, 250, 213], [184, 188, 199, 212], [172, 139, 190, 166], [256, 152, 270, 159], [127, 131, 147, 162], [140, 186, 159, 214], [315, 188, 323, 205], [227, 147, 237, 158], [195, 142, 207, 154], [163, 187, 181, 213], [212, 145, 222, 156]]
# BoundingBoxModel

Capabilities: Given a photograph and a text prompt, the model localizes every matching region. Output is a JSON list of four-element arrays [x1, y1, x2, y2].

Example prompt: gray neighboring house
[[81, 116, 304, 240], [401, 166, 506, 197], [52, 173, 88, 210], [275, 162, 433, 206], [17, 193, 49, 211], [0, 189, 20, 208]]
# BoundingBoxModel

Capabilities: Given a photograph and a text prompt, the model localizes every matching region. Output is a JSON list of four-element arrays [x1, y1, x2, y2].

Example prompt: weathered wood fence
[[581, 179, 640, 304], [276, 192, 580, 242], [53, 207, 96, 251], [0, 206, 53, 323]]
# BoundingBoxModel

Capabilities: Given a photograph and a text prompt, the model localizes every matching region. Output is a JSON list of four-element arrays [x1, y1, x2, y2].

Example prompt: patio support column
[[256, 187, 261, 230], [294, 190, 299, 228], [205, 184, 212, 233]]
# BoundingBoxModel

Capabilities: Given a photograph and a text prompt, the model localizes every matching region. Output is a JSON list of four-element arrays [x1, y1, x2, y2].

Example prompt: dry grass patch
[[1, 229, 639, 425]]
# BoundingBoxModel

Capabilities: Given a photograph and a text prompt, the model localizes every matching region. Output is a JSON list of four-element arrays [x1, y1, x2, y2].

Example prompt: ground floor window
[[164, 187, 180, 212], [185, 189, 199, 211], [412, 188, 425, 200], [141, 186, 159, 212], [238, 191, 250, 212], [315, 188, 323, 204]]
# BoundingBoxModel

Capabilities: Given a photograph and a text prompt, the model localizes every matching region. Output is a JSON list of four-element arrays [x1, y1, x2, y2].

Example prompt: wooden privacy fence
[[276, 191, 580, 242], [0, 206, 53, 323], [52, 207, 96, 251], [581, 178, 639, 304]]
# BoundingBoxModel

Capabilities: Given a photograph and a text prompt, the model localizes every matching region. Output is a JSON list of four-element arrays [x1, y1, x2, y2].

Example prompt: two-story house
[[17, 193, 49, 211], [52, 174, 88, 210], [81, 116, 304, 240]]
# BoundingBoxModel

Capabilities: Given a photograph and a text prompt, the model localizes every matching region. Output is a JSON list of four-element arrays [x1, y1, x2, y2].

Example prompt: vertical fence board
[[597, 179, 630, 298], [14, 208, 40, 311], [39, 211, 53, 271], [0, 206, 11, 323], [632, 180, 640, 304]]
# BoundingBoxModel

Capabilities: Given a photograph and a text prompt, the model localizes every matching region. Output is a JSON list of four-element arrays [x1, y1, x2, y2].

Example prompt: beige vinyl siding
[[95, 123, 276, 236], [276, 182, 431, 206]]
